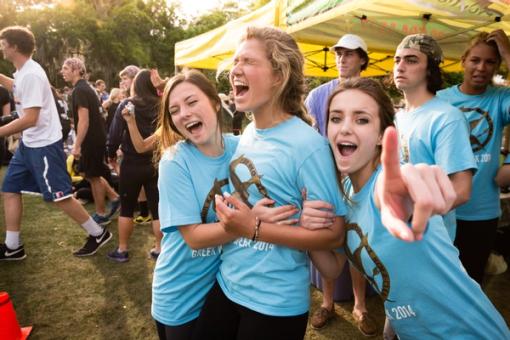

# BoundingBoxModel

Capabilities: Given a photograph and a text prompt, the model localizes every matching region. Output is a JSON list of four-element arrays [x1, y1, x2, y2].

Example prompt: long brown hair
[[325, 78, 395, 199], [155, 69, 223, 162], [131, 69, 160, 111], [241, 27, 313, 125]]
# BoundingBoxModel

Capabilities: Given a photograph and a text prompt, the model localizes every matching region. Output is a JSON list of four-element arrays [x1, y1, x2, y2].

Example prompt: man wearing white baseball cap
[[305, 34, 377, 337], [306, 34, 369, 135]]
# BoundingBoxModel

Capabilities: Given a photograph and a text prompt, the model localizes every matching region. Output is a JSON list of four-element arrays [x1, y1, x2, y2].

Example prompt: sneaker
[[0, 243, 26, 261], [106, 199, 121, 219], [311, 306, 335, 329], [92, 213, 111, 226], [133, 215, 152, 225], [149, 248, 160, 260], [107, 249, 129, 263], [353, 311, 378, 337], [73, 229, 112, 257]]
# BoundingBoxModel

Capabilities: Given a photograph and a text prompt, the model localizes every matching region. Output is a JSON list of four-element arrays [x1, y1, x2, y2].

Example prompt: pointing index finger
[[381, 127, 402, 182]]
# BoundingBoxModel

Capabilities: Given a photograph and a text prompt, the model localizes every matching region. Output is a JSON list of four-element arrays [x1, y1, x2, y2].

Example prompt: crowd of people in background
[[0, 23, 510, 340]]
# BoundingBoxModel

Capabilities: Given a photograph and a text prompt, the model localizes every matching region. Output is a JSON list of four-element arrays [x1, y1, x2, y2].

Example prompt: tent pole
[[436, 19, 499, 42]]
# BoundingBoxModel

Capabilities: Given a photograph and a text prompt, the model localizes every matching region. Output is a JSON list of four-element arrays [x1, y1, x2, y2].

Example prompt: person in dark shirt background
[[61, 57, 120, 226]]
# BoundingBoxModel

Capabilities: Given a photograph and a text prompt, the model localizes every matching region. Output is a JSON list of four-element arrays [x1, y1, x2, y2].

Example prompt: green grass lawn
[[0, 192, 386, 340], [0, 194, 158, 340], [0, 190, 508, 339]]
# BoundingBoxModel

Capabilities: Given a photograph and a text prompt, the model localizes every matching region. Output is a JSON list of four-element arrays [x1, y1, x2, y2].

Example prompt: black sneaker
[[73, 229, 112, 257], [0, 243, 27, 261]]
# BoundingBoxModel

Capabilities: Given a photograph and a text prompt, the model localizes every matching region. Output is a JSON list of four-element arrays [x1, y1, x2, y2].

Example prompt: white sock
[[81, 217, 103, 237], [5, 231, 20, 249]]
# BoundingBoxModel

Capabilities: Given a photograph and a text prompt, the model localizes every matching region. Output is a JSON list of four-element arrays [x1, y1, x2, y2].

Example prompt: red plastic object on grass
[[0, 292, 32, 340]]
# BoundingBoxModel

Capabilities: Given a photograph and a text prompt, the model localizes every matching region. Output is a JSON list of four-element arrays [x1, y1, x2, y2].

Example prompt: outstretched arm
[[375, 127, 457, 242]]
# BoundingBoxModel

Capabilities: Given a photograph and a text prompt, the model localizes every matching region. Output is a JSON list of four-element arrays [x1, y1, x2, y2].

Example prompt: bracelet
[[251, 217, 262, 242]]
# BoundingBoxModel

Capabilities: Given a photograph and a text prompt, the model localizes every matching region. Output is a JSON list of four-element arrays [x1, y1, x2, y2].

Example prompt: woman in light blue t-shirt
[[306, 78, 509, 339], [123, 69, 297, 340], [191, 27, 348, 340]]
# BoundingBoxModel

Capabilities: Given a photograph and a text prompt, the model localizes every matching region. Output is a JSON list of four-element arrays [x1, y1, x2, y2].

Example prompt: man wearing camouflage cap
[[393, 34, 476, 241], [388, 32, 478, 339]]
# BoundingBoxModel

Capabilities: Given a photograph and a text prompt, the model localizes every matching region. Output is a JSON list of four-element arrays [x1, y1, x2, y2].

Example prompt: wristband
[[251, 217, 262, 242]]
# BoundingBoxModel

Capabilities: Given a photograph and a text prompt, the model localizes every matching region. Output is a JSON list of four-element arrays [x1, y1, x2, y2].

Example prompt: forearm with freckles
[[179, 222, 237, 250], [255, 216, 345, 251]]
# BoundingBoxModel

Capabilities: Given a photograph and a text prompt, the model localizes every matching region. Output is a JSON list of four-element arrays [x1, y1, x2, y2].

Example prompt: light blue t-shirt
[[343, 166, 510, 339], [305, 79, 339, 136], [438, 85, 510, 220], [217, 116, 347, 316], [395, 96, 477, 240], [152, 135, 239, 326]]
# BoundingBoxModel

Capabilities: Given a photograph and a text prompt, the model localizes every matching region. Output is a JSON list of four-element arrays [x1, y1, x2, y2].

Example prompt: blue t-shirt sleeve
[[433, 117, 477, 175], [296, 143, 347, 216], [158, 155, 202, 232]]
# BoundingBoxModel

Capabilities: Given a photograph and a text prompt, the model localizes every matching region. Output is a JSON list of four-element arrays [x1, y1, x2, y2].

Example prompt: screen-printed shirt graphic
[[152, 135, 239, 326], [437, 85, 510, 220], [343, 166, 510, 339], [461, 106, 494, 158], [218, 117, 346, 317], [395, 97, 476, 239]]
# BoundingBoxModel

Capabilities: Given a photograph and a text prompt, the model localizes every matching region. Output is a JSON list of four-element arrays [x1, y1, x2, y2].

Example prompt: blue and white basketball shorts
[[2, 140, 73, 202]]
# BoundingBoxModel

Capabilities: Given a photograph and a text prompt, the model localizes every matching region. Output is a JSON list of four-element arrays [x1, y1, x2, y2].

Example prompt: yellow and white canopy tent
[[175, 0, 510, 78]]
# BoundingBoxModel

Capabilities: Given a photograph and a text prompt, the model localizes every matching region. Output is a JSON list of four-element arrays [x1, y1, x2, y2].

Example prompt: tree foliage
[[187, 1, 246, 37], [0, 0, 248, 88]]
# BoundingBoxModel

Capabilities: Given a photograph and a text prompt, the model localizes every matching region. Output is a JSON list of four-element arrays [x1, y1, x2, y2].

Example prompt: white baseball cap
[[331, 34, 368, 53]]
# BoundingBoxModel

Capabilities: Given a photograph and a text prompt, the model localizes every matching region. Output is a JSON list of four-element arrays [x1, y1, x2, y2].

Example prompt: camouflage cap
[[397, 34, 443, 64]]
